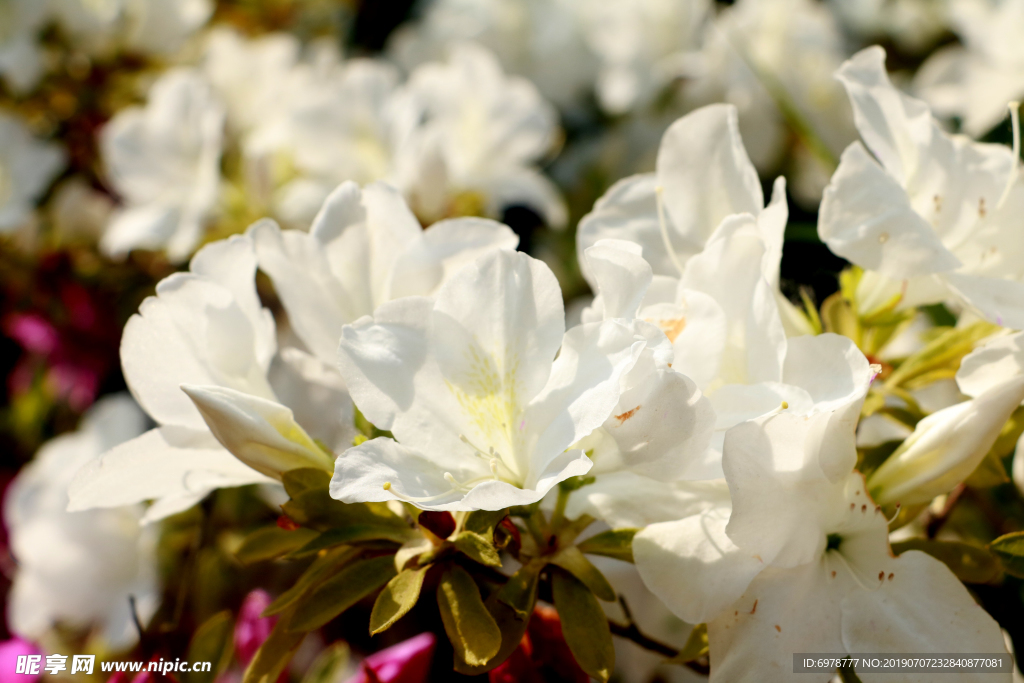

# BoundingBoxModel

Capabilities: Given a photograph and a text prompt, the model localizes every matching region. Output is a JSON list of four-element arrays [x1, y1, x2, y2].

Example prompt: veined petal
[[525, 319, 648, 474], [841, 550, 1009, 679], [723, 411, 852, 568], [583, 239, 653, 321], [182, 385, 335, 479], [634, 509, 765, 625], [656, 104, 763, 250], [819, 142, 961, 280], [957, 331, 1024, 398], [707, 560, 849, 683], [67, 426, 271, 521]]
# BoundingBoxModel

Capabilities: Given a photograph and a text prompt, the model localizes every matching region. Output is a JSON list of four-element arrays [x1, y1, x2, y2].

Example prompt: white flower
[[634, 404, 1008, 682], [51, 0, 212, 57], [388, 0, 597, 111], [391, 42, 566, 227], [915, 0, 1024, 137], [69, 236, 285, 522], [573, 0, 711, 114], [827, 0, 950, 55], [0, 0, 48, 93], [0, 111, 65, 233], [100, 68, 225, 262], [331, 248, 655, 511], [5, 395, 158, 649], [250, 181, 519, 368], [681, 0, 856, 200], [819, 46, 1024, 328]]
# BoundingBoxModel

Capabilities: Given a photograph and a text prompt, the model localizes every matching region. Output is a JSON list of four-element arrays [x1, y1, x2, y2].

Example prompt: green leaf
[[282, 468, 332, 498], [242, 611, 304, 683], [288, 555, 397, 632], [550, 547, 616, 602], [370, 566, 428, 635], [462, 509, 508, 537], [186, 611, 233, 683], [576, 528, 638, 563], [451, 531, 502, 567], [964, 450, 1011, 489], [263, 546, 359, 616], [282, 490, 406, 532], [437, 565, 502, 667], [289, 525, 417, 557], [299, 643, 349, 683], [495, 559, 543, 620], [892, 539, 999, 584], [990, 532, 1024, 578], [885, 322, 998, 390], [551, 567, 615, 682], [236, 526, 319, 564], [668, 623, 707, 665]]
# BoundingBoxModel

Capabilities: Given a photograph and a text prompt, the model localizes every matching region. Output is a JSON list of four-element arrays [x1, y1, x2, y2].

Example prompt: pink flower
[[4, 314, 58, 356], [0, 638, 43, 683], [344, 633, 435, 683], [234, 590, 276, 666]]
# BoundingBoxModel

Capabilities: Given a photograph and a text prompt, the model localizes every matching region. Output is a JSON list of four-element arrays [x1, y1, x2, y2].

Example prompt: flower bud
[[868, 376, 1024, 506], [182, 384, 334, 480]]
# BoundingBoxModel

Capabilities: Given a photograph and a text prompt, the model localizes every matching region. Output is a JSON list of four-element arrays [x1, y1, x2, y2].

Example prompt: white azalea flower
[[100, 68, 225, 262], [51, 0, 212, 57], [5, 395, 158, 649], [69, 236, 284, 522], [332, 248, 655, 511], [388, 0, 597, 111], [634, 404, 1009, 682], [391, 42, 566, 228], [250, 181, 519, 367], [573, 0, 711, 114], [0, 111, 65, 233], [827, 0, 950, 55], [820, 46, 1024, 328], [915, 0, 1024, 137], [0, 0, 48, 93], [681, 0, 856, 201]]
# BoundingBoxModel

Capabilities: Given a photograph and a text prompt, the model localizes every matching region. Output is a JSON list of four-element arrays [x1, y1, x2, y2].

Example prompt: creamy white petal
[[957, 331, 1024, 398], [565, 472, 730, 528], [819, 142, 961, 280], [945, 273, 1024, 331], [634, 508, 766, 625], [182, 385, 335, 479], [583, 239, 653, 321], [841, 550, 1010, 681], [67, 427, 271, 519]]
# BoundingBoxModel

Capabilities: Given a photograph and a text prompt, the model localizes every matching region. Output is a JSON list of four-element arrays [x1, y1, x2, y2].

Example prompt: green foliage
[[550, 546, 616, 602], [575, 528, 638, 563], [370, 566, 429, 635], [892, 539, 1000, 584], [263, 546, 360, 616], [186, 611, 234, 683], [989, 532, 1024, 578], [551, 567, 615, 682], [437, 565, 502, 668], [669, 623, 708, 665], [242, 611, 305, 683], [451, 531, 503, 567], [236, 526, 319, 564], [299, 643, 349, 683], [287, 555, 397, 632], [884, 322, 999, 391]]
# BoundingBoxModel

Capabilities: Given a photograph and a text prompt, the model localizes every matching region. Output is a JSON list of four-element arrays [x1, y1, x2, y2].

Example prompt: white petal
[[945, 273, 1024, 331], [565, 472, 730, 528], [681, 214, 785, 386], [634, 509, 765, 625], [957, 331, 1024, 398], [583, 239, 653, 321], [525, 319, 647, 472], [819, 142, 961, 280], [841, 550, 1009, 682], [604, 366, 716, 480], [182, 385, 335, 479], [758, 176, 789, 291], [269, 347, 356, 453], [868, 376, 1024, 506], [388, 216, 519, 300], [648, 289, 727, 391], [708, 560, 848, 683], [657, 104, 763, 250], [723, 412, 852, 568], [67, 427, 271, 520]]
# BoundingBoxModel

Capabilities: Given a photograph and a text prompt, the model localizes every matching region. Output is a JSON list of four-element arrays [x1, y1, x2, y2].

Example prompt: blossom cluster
[[3, 2, 1024, 683]]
